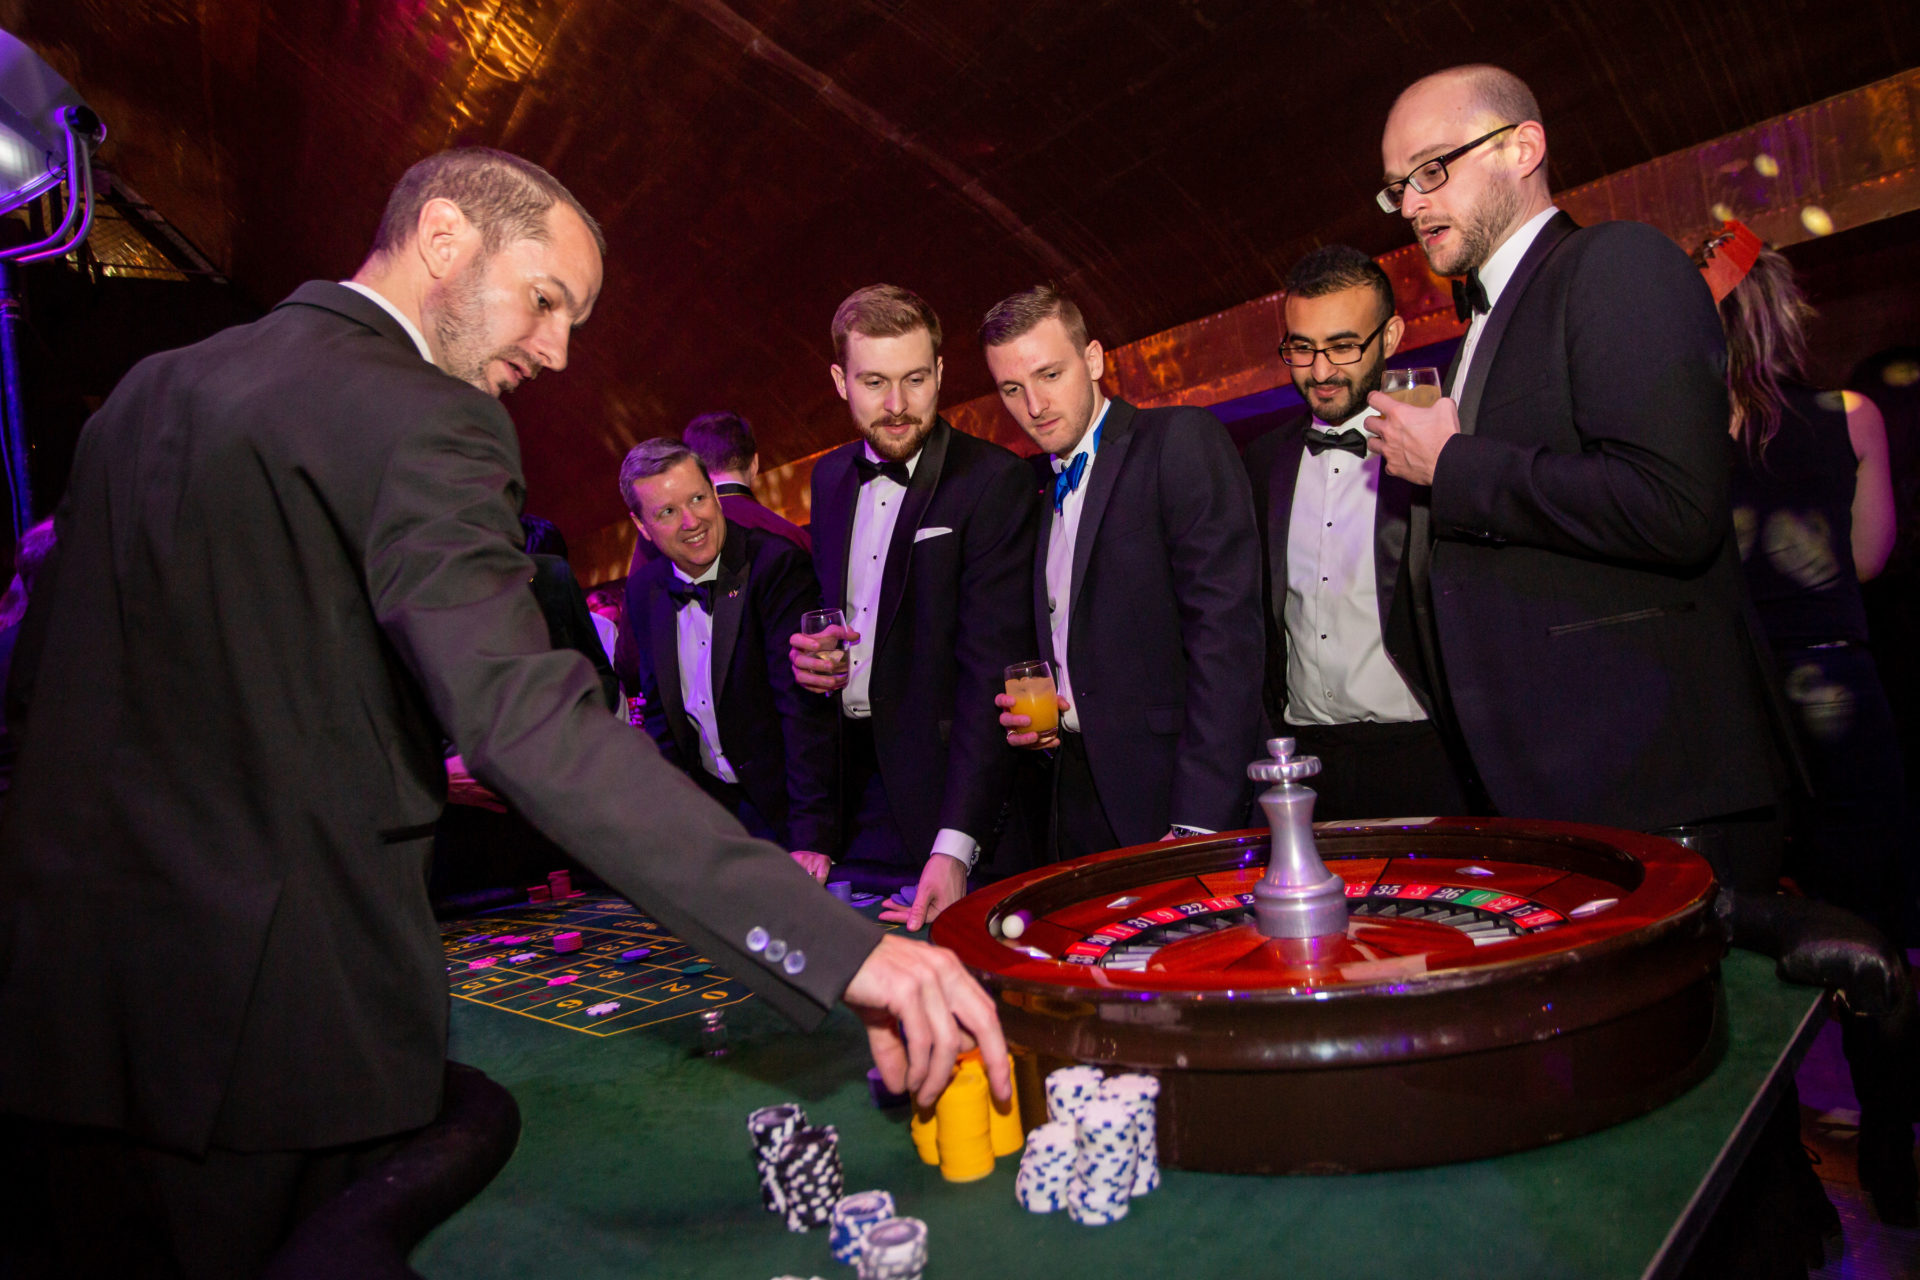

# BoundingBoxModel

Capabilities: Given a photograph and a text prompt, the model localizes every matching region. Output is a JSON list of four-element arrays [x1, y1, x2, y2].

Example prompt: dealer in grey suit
[[0, 149, 1006, 1274], [1242, 246, 1469, 821], [987, 285, 1266, 859]]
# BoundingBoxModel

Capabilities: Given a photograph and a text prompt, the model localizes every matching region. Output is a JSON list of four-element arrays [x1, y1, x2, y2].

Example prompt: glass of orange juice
[[1004, 659, 1060, 746]]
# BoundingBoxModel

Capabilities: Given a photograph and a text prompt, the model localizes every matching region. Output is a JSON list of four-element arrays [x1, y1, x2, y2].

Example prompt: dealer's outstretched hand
[[842, 933, 1012, 1108]]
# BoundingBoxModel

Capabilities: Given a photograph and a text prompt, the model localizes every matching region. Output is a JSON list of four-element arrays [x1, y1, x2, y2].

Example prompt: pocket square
[[913, 526, 953, 543]]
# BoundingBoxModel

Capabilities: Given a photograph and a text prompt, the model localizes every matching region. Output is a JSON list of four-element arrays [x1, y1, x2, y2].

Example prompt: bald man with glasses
[[1364, 64, 1784, 883]]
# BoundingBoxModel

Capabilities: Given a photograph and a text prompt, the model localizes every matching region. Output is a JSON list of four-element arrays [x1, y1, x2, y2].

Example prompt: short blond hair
[[979, 284, 1089, 351]]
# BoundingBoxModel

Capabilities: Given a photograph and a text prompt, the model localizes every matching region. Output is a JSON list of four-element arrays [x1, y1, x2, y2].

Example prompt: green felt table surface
[[416, 944, 1822, 1280]]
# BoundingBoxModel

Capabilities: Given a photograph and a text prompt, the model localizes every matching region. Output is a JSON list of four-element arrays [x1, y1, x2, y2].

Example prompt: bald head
[[1382, 64, 1552, 277], [1397, 65, 1541, 133]]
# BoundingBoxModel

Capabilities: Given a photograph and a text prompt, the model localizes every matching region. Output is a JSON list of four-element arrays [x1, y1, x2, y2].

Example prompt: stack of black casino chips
[[774, 1124, 845, 1231], [746, 1103, 845, 1231]]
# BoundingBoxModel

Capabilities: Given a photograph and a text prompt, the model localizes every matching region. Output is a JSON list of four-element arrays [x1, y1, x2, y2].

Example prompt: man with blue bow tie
[[986, 285, 1265, 860]]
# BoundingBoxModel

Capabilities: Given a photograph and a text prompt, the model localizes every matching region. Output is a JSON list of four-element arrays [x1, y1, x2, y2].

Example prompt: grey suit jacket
[[0, 282, 883, 1155]]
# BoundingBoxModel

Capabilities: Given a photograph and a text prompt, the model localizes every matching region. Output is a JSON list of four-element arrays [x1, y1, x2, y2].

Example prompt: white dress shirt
[[840, 444, 978, 868], [591, 612, 619, 669], [1045, 398, 1111, 733], [842, 446, 916, 719], [339, 281, 434, 363], [671, 559, 738, 784], [1283, 408, 1426, 727], [1449, 206, 1560, 397]]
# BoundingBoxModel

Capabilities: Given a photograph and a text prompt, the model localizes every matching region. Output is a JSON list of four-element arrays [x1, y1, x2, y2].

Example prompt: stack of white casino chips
[[1013, 1119, 1076, 1212], [828, 1190, 896, 1264], [1096, 1073, 1162, 1195], [1043, 1065, 1104, 1126], [1019, 1066, 1163, 1224], [1066, 1098, 1141, 1224], [854, 1216, 929, 1280]]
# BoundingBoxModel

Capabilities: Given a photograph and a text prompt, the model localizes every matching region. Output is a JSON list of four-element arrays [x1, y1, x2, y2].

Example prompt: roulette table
[[930, 812, 1725, 1173], [415, 742, 1827, 1277], [416, 895, 1822, 1280]]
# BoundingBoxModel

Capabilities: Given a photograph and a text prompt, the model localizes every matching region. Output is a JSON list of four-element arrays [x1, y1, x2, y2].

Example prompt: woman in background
[[1715, 239, 1916, 1225]]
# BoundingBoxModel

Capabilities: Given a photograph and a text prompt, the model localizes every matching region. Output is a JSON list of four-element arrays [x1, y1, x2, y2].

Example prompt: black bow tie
[[854, 455, 911, 487], [1304, 427, 1370, 459], [667, 578, 714, 612], [1452, 270, 1491, 322]]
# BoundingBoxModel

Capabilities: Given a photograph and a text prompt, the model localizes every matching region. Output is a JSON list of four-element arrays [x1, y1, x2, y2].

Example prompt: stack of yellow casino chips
[[912, 1051, 1024, 1181]]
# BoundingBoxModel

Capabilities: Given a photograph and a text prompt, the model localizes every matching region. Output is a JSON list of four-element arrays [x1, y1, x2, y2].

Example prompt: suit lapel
[[1264, 414, 1311, 633], [813, 450, 859, 611], [1029, 456, 1055, 661], [1455, 211, 1579, 436], [874, 419, 949, 654], [1069, 399, 1135, 624], [647, 574, 694, 757], [708, 524, 749, 712], [1373, 470, 1413, 633]]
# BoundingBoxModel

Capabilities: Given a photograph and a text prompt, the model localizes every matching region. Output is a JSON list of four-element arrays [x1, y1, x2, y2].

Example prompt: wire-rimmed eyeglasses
[[1376, 124, 1519, 213], [1278, 313, 1391, 368]]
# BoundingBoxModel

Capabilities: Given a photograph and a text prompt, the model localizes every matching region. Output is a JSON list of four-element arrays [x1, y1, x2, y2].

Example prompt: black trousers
[[0, 1120, 404, 1279], [693, 770, 780, 846], [1282, 718, 1469, 822], [834, 716, 915, 887], [1052, 730, 1121, 863]]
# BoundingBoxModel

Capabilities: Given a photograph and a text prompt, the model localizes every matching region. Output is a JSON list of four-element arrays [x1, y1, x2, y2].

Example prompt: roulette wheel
[[930, 740, 1726, 1173]]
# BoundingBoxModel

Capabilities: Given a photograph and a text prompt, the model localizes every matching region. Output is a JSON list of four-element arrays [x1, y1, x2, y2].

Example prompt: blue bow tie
[[1052, 452, 1088, 513], [1051, 424, 1103, 514]]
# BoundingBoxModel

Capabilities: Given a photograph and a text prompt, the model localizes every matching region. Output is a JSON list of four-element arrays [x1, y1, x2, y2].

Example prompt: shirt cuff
[[930, 828, 979, 871]]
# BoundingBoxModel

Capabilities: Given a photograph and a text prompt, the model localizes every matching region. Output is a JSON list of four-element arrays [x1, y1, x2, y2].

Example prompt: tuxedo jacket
[[625, 521, 838, 853], [810, 419, 1039, 857], [1393, 214, 1777, 829], [1032, 400, 1265, 842], [529, 553, 620, 712], [0, 282, 883, 1156], [1242, 408, 1421, 727], [630, 486, 810, 572]]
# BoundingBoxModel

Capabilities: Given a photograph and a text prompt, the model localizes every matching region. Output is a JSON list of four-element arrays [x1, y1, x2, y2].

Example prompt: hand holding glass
[[1004, 660, 1060, 747], [801, 609, 849, 684]]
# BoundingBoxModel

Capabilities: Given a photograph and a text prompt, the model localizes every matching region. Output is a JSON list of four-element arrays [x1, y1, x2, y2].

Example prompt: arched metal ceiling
[[7, 0, 1917, 541]]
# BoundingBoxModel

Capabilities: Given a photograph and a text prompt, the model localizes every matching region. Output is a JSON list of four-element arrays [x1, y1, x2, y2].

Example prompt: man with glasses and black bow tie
[[788, 285, 1039, 929], [1365, 64, 1782, 878], [622, 436, 840, 883], [1241, 247, 1469, 820]]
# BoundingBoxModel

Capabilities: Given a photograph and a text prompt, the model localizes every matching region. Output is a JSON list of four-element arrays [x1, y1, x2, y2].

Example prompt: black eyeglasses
[[1376, 124, 1519, 212], [1278, 313, 1391, 368]]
